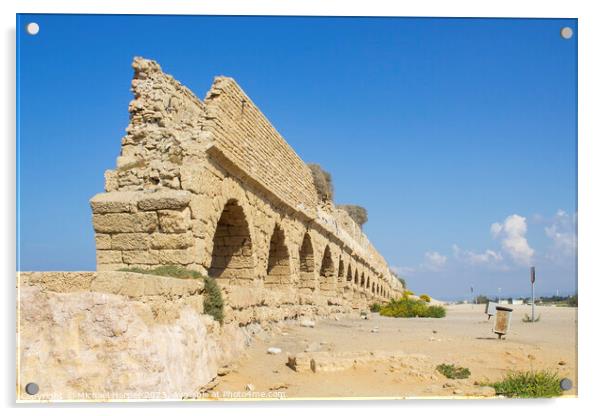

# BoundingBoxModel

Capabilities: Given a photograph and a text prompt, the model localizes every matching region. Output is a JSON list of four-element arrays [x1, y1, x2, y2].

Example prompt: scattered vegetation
[[419, 294, 431, 303], [202, 276, 225, 324], [307, 163, 334, 202], [379, 297, 446, 318], [404, 290, 415, 296], [119, 265, 224, 324], [436, 363, 471, 379], [567, 294, 578, 307], [474, 294, 490, 304], [369, 303, 381, 313], [522, 313, 541, 323], [338, 204, 368, 228], [488, 370, 563, 398]]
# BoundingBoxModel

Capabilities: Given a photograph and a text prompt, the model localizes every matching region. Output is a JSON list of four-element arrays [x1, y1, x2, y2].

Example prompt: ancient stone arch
[[319, 245, 336, 293], [265, 223, 291, 286], [337, 257, 345, 285], [209, 199, 255, 282], [89, 57, 406, 322], [298, 232, 316, 290]]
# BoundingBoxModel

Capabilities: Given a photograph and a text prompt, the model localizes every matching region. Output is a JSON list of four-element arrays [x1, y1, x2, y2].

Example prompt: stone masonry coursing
[[90, 57, 404, 325]]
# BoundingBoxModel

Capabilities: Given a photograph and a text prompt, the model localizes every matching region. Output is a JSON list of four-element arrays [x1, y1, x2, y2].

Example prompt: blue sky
[[17, 15, 577, 300]]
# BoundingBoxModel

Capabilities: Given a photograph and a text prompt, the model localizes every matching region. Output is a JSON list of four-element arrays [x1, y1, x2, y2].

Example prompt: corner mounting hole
[[26, 22, 40, 36], [560, 27, 573, 40], [25, 382, 39, 395]]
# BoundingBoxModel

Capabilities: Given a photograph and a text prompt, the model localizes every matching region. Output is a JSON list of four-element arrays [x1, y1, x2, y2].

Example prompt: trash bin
[[485, 301, 498, 320], [493, 306, 513, 339]]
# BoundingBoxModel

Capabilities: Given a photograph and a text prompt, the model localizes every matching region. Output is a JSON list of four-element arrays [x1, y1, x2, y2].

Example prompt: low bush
[[119, 265, 224, 324], [379, 297, 446, 318], [369, 303, 381, 313], [489, 370, 563, 398], [522, 313, 541, 323], [436, 363, 471, 379], [404, 290, 414, 297], [419, 294, 431, 303]]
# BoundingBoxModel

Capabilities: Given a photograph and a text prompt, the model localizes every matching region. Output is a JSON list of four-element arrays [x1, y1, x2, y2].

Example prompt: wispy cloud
[[423, 251, 447, 271], [545, 210, 577, 258], [452, 244, 503, 266]]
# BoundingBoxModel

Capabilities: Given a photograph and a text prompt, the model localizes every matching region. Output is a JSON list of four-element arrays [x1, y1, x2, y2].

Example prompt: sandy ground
[[210, 304, 577, 400]]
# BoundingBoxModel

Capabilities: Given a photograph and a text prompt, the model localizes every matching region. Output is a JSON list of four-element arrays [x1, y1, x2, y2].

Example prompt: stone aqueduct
[[90, 57, 404, 323]]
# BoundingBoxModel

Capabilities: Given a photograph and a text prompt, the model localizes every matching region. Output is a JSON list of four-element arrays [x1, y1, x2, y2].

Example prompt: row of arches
[[207, 199, 392, 300]]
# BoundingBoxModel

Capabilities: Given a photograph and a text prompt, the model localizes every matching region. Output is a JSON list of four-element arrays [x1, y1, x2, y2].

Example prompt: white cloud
[[452, 244, 503, 265], [423, 251, 447, 271], [491, 214, 534, 266], [545, 209, 576, 257], [490, 222, 502, 238]]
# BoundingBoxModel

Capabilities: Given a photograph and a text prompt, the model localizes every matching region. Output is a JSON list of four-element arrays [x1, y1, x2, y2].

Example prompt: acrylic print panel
[[16, 14, 577, 401]]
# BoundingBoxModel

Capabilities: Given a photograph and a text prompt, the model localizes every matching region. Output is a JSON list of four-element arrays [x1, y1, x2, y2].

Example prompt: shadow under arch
[[298, 232, 316, 290], [265, 223, 291, 286], [319, 245, 336, 294], [209, 199, 254, 281]]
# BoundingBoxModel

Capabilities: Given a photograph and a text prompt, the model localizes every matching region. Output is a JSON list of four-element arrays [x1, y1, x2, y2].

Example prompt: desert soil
[[210, 304, 577, 399]]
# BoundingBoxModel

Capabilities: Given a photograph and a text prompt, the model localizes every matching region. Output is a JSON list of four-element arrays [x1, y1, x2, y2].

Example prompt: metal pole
[[530, 266, 536, 322], [531, 280, 535, 322]]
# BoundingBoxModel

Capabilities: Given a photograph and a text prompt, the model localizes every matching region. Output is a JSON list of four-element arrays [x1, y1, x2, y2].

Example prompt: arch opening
[[265, 224, 291, 286], [209, 199, 254, 281], [319, 245, 336, 293], [338, 257, 345, 284], [299, 232, 315, 289]]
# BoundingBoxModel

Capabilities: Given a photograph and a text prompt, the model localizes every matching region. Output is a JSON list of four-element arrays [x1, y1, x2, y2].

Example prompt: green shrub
[[489, 370, 563, 398], [379, 297, 446, 318], [427, 305, 446, 318], [419, 294, 431, 303], [202, 275, 224, 324], [119, 265, 224, 324], [567, 294, 578, 307], [370, 303, 381, 312], [436, 363, 471, 379], [404, 290, 414, 297]]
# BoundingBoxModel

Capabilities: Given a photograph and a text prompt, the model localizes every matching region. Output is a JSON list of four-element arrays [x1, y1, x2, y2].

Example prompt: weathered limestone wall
[[204, 76, 318, 219], [18, 272, 249, 400], [91, 57, 404, 324]]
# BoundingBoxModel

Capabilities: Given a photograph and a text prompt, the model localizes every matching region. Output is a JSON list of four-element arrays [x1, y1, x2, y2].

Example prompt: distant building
[[510, 298, 524, 305]]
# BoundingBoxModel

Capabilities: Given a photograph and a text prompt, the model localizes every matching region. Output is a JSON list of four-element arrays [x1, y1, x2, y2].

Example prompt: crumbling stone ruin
[[90, 57, 404, 324]]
